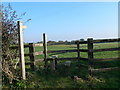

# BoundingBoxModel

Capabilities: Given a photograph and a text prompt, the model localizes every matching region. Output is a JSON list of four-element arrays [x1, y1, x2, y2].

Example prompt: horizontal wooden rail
[[80, 57, 88, 61], [77, 41, 87, 44], [47, 49, 77, 53], [94, 57, 120, 62], [80, 49, 88, 52], [24, 51, 43, 56], [93, 47, 120, 52], [90, 67, 120, 72], [10, 43, 43, 49], [93, 38, 120, 43], [47, 49, 88, 53]]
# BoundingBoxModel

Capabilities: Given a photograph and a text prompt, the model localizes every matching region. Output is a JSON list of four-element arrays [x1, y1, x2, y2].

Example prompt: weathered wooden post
[[51, 55, 58, 70], [77, 42, 80, 61], [29, 43, 35, 71], [87, 38, 94, 76], [43, 33, 47, 68], [0, 4, 2, 88], [18, 21, 26, 80]]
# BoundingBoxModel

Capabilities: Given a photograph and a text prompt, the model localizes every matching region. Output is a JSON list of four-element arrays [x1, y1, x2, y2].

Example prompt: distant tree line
[[37, 39, 85, 45]]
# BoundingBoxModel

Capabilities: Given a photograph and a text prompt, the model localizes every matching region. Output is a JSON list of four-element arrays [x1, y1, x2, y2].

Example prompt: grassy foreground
[[3, 42, 120, 88]]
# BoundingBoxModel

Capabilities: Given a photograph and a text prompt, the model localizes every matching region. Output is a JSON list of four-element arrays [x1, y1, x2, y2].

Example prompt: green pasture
[[24, 42, 119, 59], [15, 42, 120, 88], [3, 42, 119, 88]]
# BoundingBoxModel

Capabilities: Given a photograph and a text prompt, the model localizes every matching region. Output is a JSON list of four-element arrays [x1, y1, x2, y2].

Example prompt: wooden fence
[[10, 35, 120, 75], [45, 38, 120, 74], [10, 43, 43, 71]]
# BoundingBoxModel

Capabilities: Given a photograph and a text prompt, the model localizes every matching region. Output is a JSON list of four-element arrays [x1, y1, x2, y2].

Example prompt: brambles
[[1, 3, 31, 85]]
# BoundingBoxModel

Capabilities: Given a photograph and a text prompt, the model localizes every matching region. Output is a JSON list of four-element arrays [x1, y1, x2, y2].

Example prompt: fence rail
[[45, 37, 120, 74], [93, 47, 120, 52], [10, 43, 43, 70], [10, 37, 120, 74]]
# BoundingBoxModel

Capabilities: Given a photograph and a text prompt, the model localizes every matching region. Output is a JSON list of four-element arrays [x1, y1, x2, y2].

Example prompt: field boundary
[[44, 37, 120, 74], [9, 34, 120, 75]]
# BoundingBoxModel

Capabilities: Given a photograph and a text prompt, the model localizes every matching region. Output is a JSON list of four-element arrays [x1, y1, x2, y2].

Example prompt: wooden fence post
[[43, 33, 47, 68], [51, 55, 58, 70], [87, 38, 94, 76], [29, 43, 35, 71], [77, 42, 80, 61], [18, 21, 26, 80]]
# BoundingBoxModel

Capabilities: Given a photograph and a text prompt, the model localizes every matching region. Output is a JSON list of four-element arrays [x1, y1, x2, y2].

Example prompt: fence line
[[45, 37, 120, 74], [10, 35, 120, 75], [10, 43, 43, 71]]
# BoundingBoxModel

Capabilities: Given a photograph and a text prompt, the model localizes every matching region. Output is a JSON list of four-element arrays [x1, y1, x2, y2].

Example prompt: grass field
[[4, 42, 120, 88]]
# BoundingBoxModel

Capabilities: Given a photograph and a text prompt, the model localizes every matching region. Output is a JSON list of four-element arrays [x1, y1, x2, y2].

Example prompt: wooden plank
[[24, 51, 43, 56], [80, 57, 88, 61], [47, 49, 88, 53], [93, 38, 120, 43], [18, 21, 26, 80], [43, 33, 48, 67], [47, 49, 77, 53], [91, 67, 120, 72], [24, 45, 30, 48], [94, 57, 120, 62], [93, 47, 120, 52], [51, 60, 55, 70], [29, 43, 35, 71], [87, 38, 94, 76], [77, 41, 87, 44], [77, 42, 80, 61], [80, 49, 88, 52]]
